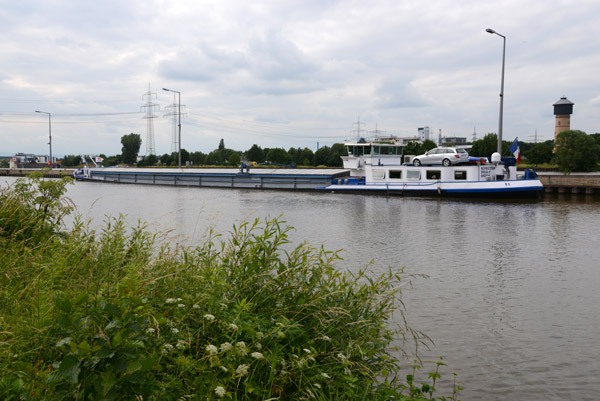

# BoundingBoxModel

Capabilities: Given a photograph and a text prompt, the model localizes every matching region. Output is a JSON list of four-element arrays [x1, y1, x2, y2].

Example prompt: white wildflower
[[314, 383, 321, 389], [321, 372, 331, 379], [146, 328, 155, 334], [219, 342, 232, 352], [176, 340, 187, 350], [229, 323, 238, 331], [171, 328, 179, 334], [303, 348, 311, 354], [256, 331, 264, 340], [205, 344, 218, 355], [162, 343, 174, 354], [255, 343, 262, 350], [177, 303, 185, 308], [165, 298, 176, 304], [204, 314, 215, 321], [308, 356, 316, 363], [344, 367, 352, 376], [193, 304, 201, 309], [176, 297, 182, 301], [214, 386, 226, 397], [337, 353, 346, 361], [236, 364, 249, 376], [236, 341, 248, 356], [251, 352, 264, 359], [220, 366, 228, 372], [321, 335, 331, 342]]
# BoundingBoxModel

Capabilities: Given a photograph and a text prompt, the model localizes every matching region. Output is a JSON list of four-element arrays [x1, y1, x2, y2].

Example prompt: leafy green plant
[[0, 175, 461, 400]]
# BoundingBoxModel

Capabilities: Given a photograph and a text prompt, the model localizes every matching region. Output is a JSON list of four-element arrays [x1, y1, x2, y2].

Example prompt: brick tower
[[553, 97, 574, 142]]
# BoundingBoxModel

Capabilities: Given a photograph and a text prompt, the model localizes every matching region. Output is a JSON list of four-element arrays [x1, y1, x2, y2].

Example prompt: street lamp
[[486, 28, 506, 155], [35, 110, 52, 169], [162, 87, 181, 168]]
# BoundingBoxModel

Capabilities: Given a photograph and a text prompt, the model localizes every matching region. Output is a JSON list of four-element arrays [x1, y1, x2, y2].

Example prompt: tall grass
[[0, 174, 460, 400]]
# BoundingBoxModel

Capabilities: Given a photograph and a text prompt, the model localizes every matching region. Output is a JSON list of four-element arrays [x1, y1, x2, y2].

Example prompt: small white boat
[[326, 146, 543, 199]]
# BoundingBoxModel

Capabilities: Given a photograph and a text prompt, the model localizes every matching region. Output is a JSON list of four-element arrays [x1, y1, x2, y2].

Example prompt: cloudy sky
[[1, 0, 599, 157]]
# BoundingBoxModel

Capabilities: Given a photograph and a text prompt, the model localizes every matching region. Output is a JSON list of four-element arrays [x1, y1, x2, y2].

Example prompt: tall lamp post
[[162, 88, 181, 168], [486, 28, 506, 155], [35, 110, 52, 169]]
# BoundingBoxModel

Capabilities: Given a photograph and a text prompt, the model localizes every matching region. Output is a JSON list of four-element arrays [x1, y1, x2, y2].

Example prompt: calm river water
[[3, 176, 600, 400]]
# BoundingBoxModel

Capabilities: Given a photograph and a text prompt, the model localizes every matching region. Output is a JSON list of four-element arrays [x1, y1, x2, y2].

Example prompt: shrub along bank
[[0, 174, 460, 400]]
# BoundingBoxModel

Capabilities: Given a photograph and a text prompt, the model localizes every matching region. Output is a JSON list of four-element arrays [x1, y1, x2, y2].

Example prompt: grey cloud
[[374, 76, 428, 109]]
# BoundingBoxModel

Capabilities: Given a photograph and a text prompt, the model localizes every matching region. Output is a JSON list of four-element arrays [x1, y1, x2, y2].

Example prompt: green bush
[[0, 175, 460, 400]]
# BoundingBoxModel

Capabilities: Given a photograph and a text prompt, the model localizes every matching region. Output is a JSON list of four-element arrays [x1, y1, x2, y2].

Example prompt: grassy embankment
[[0, 173, 461, 400]]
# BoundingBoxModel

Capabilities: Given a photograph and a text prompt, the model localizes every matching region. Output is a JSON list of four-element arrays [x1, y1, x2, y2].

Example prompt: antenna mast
[[141, 84, 160, 155]]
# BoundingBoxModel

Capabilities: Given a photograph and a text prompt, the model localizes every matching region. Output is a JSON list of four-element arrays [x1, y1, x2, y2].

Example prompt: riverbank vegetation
[[0, 173, 461, 400]]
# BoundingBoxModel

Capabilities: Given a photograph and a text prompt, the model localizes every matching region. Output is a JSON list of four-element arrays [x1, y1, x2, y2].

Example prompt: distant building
[[440, 137, 468, 147], [418, 126, 430, 142], [9, 153, 57, 168], [399, 136, 421, 145]]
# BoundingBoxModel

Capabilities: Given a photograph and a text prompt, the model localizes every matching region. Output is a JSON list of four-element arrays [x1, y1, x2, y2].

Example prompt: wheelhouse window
[[454, 170, 467, 180], [389, 170, 402, 179], [407, 170, 420, 180], [426, 170, 441, 180], [372, 169, 385, 180], [372, 145, 401, 155], [347, 145, 371, 156]]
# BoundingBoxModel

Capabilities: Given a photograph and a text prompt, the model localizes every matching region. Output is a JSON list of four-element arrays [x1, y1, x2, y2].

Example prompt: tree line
[[58, 130, 600, 172], [60, 133, 348, 168]]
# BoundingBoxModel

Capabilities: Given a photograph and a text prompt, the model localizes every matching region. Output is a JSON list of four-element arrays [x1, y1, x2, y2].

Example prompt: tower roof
[[553, 97, 574, 106]]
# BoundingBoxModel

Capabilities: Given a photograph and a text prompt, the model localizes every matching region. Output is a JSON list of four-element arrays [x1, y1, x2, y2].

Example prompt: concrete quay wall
[[0, 168, 74, 178], [537, 173, 600, 194]]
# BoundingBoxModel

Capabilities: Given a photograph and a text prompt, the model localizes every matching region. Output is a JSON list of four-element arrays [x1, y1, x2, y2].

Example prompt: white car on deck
[[412, 147, 470, 167]]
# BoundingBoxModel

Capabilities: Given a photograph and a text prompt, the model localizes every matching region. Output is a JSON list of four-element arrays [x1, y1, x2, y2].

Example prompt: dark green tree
[[555, 130, 600, 172], [180, 148, 190, 165], [228, 152, 241, 166], [138, 154, 158, 167], [266, 148, 290, 165], [190, 151, 206, 166], [60, 155, 82, 167], [299, 147, 314, 166], [121, 133, 142, 164], [470, 133, 509, 159], [421, 139, 437, 153], [314, 146, 331, 166], [404, 141, 421, 156], [523, 140, 554, 165], [246, 144, 265, 163], [160, 153, 173, 166], [218, 138, 225, 151], [327, 143, 346, 167]]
